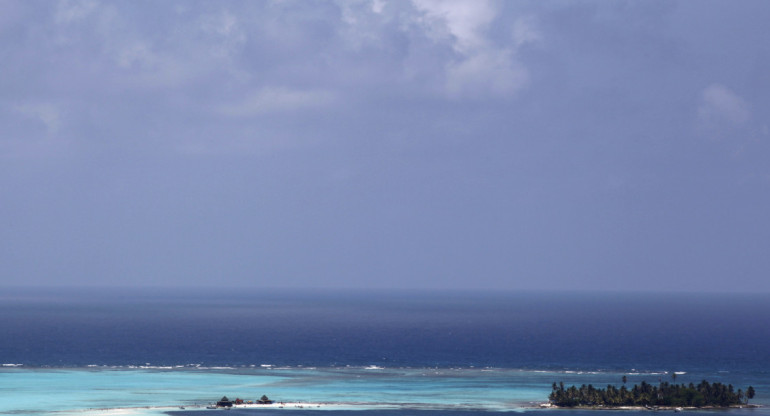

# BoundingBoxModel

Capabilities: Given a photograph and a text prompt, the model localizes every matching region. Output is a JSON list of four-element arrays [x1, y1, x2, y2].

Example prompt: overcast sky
[[2, 0, 769, 292]]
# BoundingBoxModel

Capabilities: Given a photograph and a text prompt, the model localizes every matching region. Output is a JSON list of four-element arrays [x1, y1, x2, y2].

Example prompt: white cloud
[[696, 84, 753, 144], [698, 84, 750, 125], [446, 50, 528, 99], [55, 0, 99, 24], [15, 102, 62, 134], [217, 87, 335, 117], [116, 41, 155, 69], [371, 0, 385, 14], [412, 0, 496, 53], [411, 0, 531, 99], [110, 41, 197, 88], [3, 102, 72, 158], [512, 16, 541, 47], [201, 10, 238, 37], [334, 0, 394, 51], [198, 10, 246, 58]]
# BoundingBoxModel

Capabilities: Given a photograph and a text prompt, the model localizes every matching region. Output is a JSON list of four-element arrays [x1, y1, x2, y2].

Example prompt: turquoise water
[[0, 367, 540, 414], [0, 367, 281, 414], [1, 367, 767, 415]]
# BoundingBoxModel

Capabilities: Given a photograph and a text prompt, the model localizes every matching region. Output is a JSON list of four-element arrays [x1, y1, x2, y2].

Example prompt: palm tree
[[746, 386, 755, 404]]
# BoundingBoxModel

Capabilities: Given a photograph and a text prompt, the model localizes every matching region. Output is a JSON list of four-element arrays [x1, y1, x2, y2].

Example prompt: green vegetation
[[549, 380, 756, 408]]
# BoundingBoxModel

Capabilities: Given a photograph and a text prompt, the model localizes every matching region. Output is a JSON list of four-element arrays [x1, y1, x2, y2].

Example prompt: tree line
[[549, 380, 756, 408]]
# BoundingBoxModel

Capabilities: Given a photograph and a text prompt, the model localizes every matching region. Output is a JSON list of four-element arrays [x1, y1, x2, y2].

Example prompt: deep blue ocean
[[1, 288, 768, 415]]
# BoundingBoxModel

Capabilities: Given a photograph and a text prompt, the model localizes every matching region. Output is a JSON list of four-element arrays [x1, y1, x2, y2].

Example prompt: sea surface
[[1, 288, 768, 416]]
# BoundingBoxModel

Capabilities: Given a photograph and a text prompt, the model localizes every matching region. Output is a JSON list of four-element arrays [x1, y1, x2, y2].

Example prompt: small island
[[548, 380, 756, 409]]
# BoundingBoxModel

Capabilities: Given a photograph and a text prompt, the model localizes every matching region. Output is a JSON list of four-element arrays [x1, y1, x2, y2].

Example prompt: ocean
[[1, 288, 768, 416]]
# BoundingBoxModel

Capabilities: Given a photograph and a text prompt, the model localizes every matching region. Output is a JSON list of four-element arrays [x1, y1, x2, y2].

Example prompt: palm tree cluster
[[549, 380, 755, 408]]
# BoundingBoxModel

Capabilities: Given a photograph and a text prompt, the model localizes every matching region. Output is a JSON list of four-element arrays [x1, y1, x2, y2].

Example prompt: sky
[[1, 0, 769, 292]]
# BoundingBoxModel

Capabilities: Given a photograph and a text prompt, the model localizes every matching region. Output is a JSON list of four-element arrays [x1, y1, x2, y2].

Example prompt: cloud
[[15, 102, 62, 134], [445, 49, 528, 99], [696, 84, 752, 142], [2, 0, 543, 160], [371, 0, 385, 14], [698, 83, 750, 125], [198, 9, 246, 58], [55, 0, 99, 24], [512, 16, 541, 47], [1, 101, 72, 158], [217, 87, 335, 117], [412, 0, 499, 55], [411, 0, 532, 98]]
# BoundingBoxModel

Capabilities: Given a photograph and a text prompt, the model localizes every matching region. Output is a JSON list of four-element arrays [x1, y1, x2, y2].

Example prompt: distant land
[[548, 380, 757, 409]]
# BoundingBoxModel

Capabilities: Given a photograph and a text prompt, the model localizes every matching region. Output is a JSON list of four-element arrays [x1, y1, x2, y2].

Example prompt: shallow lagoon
[[1, 367, 544, 414], [1, 367, 767, 416]]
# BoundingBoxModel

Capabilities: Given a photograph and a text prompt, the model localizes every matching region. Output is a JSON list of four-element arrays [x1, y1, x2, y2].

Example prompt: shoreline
[[537, 403, 763, 411], [67, 402, 371, 415], [87, 402, 766, 414], [48, 402, 768, 415]]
